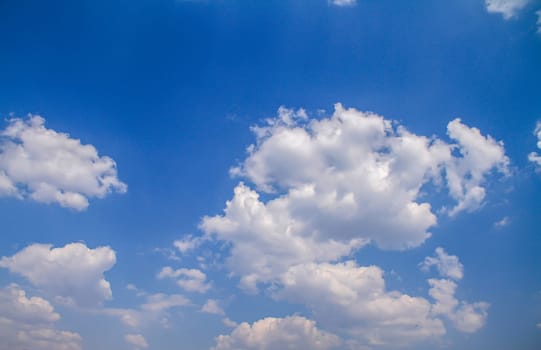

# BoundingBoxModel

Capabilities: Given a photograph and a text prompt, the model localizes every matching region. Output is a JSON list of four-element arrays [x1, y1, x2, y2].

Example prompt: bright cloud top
[[0, 243, 116, 306], [485, 0, 530, 19], [212, 315, 342, 350], [0, 284, 82, 350], [202, 104, 508, 289], [0, 116, 126, 210]]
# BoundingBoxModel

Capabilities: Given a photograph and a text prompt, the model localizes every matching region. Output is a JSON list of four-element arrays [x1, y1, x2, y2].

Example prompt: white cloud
[[428, 279, 489, 333], [420, 247, 464, 280], [222, 317, 238, 328], [528, 122, 541, 167], [330, 0, 357, 7], [202, 105, 508, 290], [0, 116, 126, 210], [485, 0, 530, 19], [211, 315, 342, 350], [173, 235, 203, 254], [0, 243, 116, 307], [140, 293, 190, 313], [275, 261, 446, 346], [158, 266, 211, 293], [0, 284, 82, 350], [125, 334, 148, 349], [201, 299, 224, 315], [494, 216, 511, 229]]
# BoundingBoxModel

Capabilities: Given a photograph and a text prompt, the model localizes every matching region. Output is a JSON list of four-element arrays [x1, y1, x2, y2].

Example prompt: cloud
[[0, 115, 126, 210], [494, 216, 511, 229], [202, 105, 508, 290], [275, 261, 446, 346], [420, 247, 464, 280], [428, 279, 489, 333], [211, 315, 342, 350], [537, 10, 541, 34], [0, 243, 116, 307], [173, 235, 203, 254], [485, 0, 530, 19], [201, 299, 225, 315], [157, 266, 211, 293], [528, 122, 541, 167], [0, 284, 82, 350], [329, 0, 357, 7], [125, 334, 149, 349]]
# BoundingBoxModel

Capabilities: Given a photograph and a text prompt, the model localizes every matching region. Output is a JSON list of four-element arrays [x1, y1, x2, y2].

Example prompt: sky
[[0, 0, 541, 349]]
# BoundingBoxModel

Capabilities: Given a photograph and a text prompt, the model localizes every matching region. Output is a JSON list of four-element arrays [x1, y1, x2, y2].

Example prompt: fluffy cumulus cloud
[[158, 266, 211, 293], [528, 122, 541, 167], [202, 104, 508, 289], [485, 0, 530, 19], [420, 247, 464, 280], [330, 0, 357, 7], [211, 315, 342, 350], [125, 334, 149, 349], [0, 243, 116, 306], [0, 284, 82, 350], [275, 261, 446, 346], [0, 116, 126, 210], [428, 279, 489, 333], [201, 299, 225, 315]]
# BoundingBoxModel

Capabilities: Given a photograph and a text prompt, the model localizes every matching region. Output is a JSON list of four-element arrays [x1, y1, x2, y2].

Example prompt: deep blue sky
[[0, 1, 540, 349]]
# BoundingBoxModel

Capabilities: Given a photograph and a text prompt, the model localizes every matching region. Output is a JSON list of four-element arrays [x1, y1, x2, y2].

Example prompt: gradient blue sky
[[0, 0, 541, 349]]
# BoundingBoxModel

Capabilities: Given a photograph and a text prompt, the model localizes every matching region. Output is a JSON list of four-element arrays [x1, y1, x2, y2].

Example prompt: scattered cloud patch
[[528, 122, 541, 168], [537, 10, 541, 34], [211, 315, 342, 350], [158, 266, 211, 293], [420, 247, 464, 280], [0, 284, 82, 350], [125, 334, 148, 349], [201, 299, 224, 315], [0, 243, 116, 307], [428, 279, 489, 333], [0, 116, 126, 210], [494, 216, 511, 229], [329, 0, 357, 7], [173, 235, 203, 254], [485, 0, 530, 19]]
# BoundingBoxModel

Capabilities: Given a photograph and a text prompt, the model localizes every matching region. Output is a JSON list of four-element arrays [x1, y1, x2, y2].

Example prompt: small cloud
[[485, 0, 530, 20], [223, 317, 238, 328], [420, 247, 464, 281], [125, 334, 148, 349], [329, 0, 357, 7], [201, 299, 225, 315], [494, 216, 511, 229]]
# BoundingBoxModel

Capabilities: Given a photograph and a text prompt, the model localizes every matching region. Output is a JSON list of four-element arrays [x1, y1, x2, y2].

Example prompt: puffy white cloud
[[0, 243, 116, 307], [528, 122, 541, 167], [202, 105, 508, 289], [0, 116, 126, 210], [0, 284, 82, 350], [275, 261, 445, 346], [201, 299, 224, 315], [211, 315, 342, 350], [330, 0, 357, 7], [428, 279, 489, 333], [157, 266, 211, 293], [420, 247, 464, 281], [485, 0, 530, 19], [125, 334, 148, 349]]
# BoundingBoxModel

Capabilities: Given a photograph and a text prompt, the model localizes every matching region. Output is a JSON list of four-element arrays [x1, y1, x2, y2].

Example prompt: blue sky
[[0, 0, 540, 349]]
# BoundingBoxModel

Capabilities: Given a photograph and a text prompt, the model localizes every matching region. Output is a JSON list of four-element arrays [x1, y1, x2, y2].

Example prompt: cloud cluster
[[202, 105, 508, 289], [420, 247, 464, 280], [0, 116, 126, 210], [125, 334, 149, 349], [0, 243, 116, 306], [211, 315, 342, 350], [0, 284, 82, 350]]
